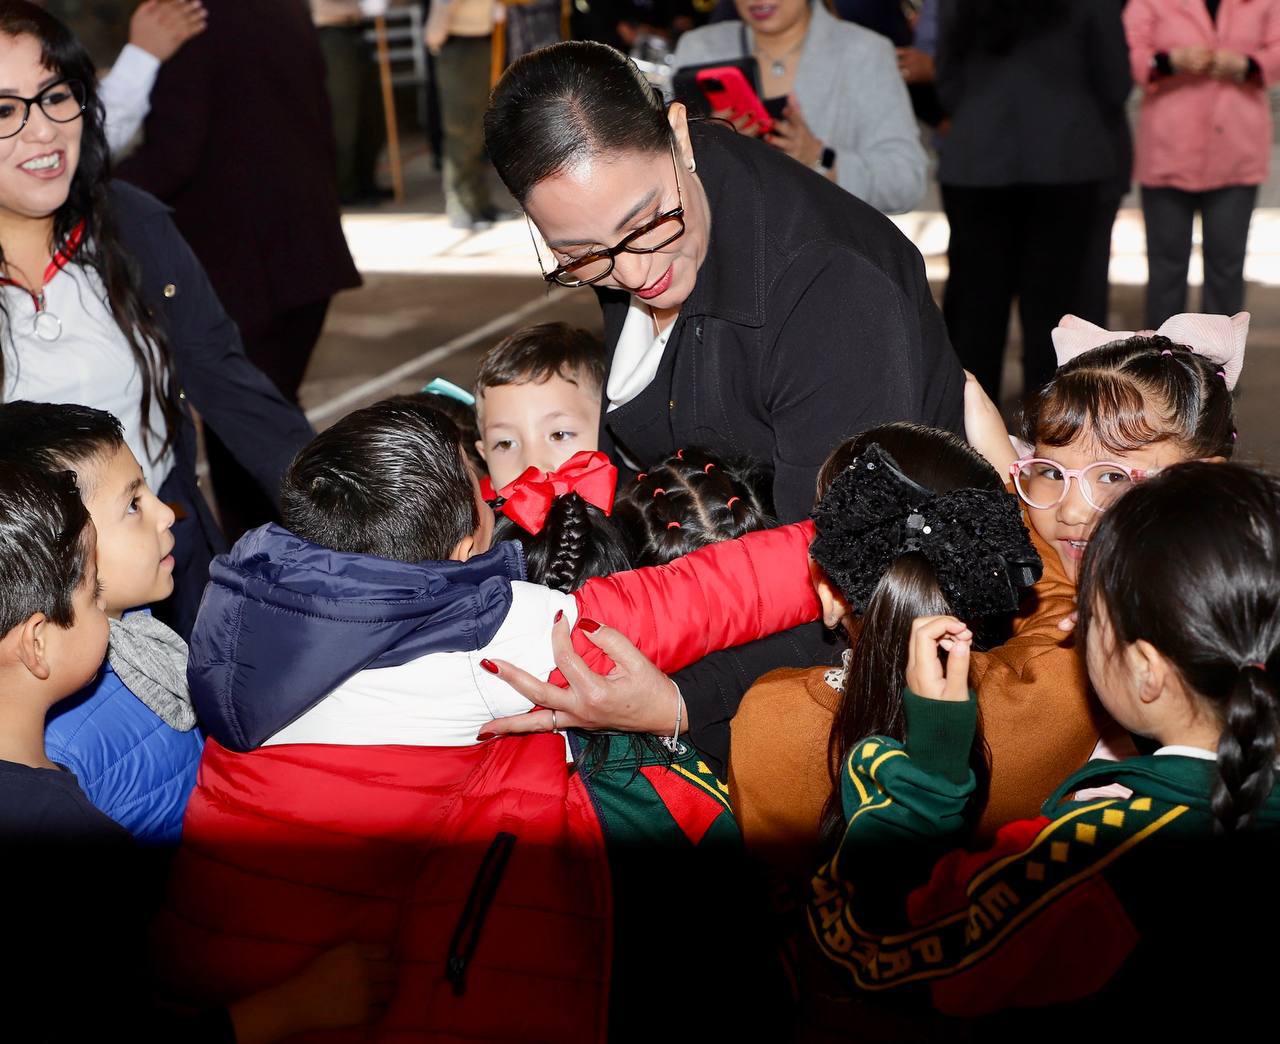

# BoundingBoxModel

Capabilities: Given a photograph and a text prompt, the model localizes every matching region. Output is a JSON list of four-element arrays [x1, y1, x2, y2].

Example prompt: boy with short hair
[[0, 401, 202, 843], [158, 395, 818, 1035], [474, 321, 606, 489], [0, 455, 403, 1044]]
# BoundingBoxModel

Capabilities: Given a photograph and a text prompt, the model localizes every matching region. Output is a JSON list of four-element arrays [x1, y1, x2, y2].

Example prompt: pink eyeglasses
[[1011, 457, 1152, 512]]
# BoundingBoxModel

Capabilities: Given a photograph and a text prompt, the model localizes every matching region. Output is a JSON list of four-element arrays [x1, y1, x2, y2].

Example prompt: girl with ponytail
[[810, 461, 1280, 1019], [613, 446, 775, 566]]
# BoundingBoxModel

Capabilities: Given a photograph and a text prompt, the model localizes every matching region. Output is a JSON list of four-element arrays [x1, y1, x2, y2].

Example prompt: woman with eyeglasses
[[673, 0, 928, 214], [480, 39, 963, 771], [485, 40, 962, 526], [0, 3, 312, 637]]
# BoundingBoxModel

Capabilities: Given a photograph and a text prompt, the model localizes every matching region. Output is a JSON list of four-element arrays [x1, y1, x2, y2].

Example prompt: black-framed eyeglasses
[[0, 80, 87, 140], [529, 144, 686, 288]]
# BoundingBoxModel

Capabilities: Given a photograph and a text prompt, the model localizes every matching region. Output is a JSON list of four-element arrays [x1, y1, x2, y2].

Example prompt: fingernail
[[480, 659, 499, 675], [579, 618, 600, 633], [476, 731, 497, 742], [554, 609, 563, 623]]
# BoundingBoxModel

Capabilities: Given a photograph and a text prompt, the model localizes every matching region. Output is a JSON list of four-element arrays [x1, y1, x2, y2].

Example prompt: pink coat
[[1125, 0, 1280, 191]]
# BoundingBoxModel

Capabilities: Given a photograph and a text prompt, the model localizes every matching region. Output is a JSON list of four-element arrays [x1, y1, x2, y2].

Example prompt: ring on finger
[[551, 709, 559, 733]]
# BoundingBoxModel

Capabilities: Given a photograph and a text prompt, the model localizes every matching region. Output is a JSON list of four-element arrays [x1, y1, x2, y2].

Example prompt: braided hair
[[613, 447, 775, 567], [491, 492, 631, 593], [1078, 462, 1280, 833]]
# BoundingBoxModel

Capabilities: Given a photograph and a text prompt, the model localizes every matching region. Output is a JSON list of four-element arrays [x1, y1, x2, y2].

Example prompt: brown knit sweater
[[728, 523, 1100, 869]]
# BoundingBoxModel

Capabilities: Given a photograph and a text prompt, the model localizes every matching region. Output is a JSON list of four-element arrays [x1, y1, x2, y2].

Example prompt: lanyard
[[0, 221, 86, 341]]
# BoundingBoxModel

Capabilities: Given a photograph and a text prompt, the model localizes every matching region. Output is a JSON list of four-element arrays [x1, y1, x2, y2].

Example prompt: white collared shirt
[[2, 261, 175, 493], [607, 295, 675, 414]]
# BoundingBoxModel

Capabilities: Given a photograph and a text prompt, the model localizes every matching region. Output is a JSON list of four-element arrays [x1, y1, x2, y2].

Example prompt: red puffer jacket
[[157, 522, 819, 1041]]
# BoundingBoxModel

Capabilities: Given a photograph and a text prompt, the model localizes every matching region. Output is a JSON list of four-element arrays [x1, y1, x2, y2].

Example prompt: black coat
[[112, 181, 314, 635], [935, 0, 1132, 187], [599, 121, 964, 525], [598, 123, 963, 771], [116, 0, 360, 334]]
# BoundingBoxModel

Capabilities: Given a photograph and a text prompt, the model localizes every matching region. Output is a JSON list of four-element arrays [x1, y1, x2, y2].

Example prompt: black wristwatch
[[813, 145, 836, 172]]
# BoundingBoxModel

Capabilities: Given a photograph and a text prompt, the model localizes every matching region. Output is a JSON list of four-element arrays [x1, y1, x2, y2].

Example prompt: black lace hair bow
[[810, 444, 1043, 619]]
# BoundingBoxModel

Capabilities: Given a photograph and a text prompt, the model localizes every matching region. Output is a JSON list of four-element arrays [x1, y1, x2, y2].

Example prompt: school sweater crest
[[808, 692, 1280, 1021]]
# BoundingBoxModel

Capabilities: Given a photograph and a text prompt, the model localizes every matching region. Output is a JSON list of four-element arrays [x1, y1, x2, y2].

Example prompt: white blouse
[[2, 261, 175, 493], [606, 294, 676, 413]]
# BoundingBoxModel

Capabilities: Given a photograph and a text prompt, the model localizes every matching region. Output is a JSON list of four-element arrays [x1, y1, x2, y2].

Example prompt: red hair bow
[[486, 451, 617, 535]]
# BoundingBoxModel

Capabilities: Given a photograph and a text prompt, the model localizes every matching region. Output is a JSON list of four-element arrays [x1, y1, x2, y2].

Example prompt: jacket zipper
[[445, 831, 517, 996]]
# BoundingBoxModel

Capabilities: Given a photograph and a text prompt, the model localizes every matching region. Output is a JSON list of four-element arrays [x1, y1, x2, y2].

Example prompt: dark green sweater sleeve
[[810, 691, 978, 944]]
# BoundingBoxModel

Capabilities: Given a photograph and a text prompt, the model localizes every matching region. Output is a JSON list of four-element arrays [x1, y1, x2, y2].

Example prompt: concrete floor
[[298, 142, 1280, 470]]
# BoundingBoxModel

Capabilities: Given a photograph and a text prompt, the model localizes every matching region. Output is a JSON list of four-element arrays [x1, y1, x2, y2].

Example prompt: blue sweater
[[45, 660, 203, 845]]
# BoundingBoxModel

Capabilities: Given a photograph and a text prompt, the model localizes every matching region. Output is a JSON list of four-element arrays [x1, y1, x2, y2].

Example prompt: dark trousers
[[434, 34, 494, 221], [318, 24, 386, 200], [942, 182, 1099, 399], [1141, 184, 1257, 327], [1076, 186, 1126, 327], [206, 299, 330, 542]]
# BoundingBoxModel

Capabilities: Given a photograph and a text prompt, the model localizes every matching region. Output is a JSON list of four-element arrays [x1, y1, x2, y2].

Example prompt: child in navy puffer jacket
[[0, 402, 202, 843]]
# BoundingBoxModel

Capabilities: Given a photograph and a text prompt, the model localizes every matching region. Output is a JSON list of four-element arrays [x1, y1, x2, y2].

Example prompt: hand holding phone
[[696, 66, 775, 137]]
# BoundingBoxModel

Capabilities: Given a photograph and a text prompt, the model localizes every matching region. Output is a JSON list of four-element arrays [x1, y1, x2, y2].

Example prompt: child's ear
[[450, 533, 476, 563], [808, 558, 851, 630], [14, 614, 51, 682], [475, 439, 488, 464], [1129, 639, 1170, 705]]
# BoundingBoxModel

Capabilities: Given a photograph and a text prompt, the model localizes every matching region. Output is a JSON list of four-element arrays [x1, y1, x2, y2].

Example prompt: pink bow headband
[[1051, 312, 1249, 390]]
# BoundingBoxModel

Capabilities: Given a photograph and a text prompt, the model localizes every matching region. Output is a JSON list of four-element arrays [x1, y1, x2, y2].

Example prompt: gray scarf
[[107, 614, 197, 731]]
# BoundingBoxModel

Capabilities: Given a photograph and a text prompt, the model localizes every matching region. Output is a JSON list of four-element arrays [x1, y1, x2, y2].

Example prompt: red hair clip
[[726, 496, 740, 508], [653, 487, 667, 497], [703, 462, 715, 473], [666, 521, 681, 529]]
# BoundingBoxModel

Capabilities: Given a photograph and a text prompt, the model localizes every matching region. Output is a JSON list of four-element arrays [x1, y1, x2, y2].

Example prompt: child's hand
[[962, 371, 1018, 478], [906, 615, 972, 703], [1057, 609, 1078, 634]]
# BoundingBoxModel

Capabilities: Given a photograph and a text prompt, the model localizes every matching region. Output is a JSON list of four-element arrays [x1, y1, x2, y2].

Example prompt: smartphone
[[695, 65, 775, 135]]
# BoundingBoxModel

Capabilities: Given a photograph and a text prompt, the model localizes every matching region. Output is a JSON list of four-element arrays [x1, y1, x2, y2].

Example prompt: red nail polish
[[579, 619, 600, 633], [554, 609, 564, 623], [477, 731, 497, 742], [480, 659, 499, 674]]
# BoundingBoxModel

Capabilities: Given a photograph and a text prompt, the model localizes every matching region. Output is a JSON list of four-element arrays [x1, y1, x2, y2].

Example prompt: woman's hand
[[129, 0, 207, 62], [769, 96, 824, 168], [963, 370, 1018, 477], [480, 616, 686, 738], [896, 47, 935, 85], [1209, 49, 1250, 82], [905, 616, 972, 703], [229, 942, 397, 1044], [711, 107, 769, 138], [1170, 45, 1213, 76]]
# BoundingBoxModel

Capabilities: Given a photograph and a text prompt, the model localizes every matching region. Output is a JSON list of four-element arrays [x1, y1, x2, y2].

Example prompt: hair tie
[[652, 487, 666, 497], [636, 473, 646, 481], [1232, 430, 1239, 442], [726, 496, 740, 508], [703, 462, 715, 473], [1242, 661, 1269, 674], [675, 449, 685, 460], [1217, 369, 1227, 380], [666, 520, 681, 529], [1160, 349, 1173, 357]]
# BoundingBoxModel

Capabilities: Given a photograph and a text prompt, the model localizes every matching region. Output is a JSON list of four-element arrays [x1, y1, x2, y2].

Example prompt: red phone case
[[695, 66, 774, 136]]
